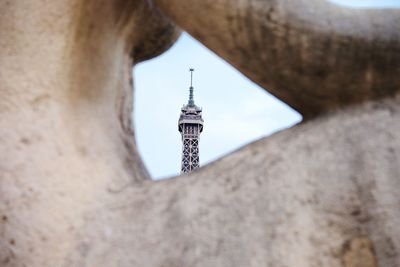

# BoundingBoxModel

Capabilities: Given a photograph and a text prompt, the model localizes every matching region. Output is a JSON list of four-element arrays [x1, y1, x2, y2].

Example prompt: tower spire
[[188, 68, 195, 106]]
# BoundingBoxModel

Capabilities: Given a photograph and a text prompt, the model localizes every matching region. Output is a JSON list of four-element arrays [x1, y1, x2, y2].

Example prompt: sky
[[328, 0, 400, 7], [134, 0, 400, 179]]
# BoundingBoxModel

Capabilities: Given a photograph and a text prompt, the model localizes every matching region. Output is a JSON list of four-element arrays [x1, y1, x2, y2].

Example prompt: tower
[[178, 68, 204, 173]]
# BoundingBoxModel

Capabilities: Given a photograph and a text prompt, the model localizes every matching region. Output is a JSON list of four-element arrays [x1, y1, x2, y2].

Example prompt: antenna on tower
[[190, 68, 194, 87], [188, 68, 195, 106]]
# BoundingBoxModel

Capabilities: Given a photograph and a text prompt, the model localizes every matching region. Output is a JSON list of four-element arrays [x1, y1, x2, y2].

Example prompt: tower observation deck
[[178, 68, 204, 173]]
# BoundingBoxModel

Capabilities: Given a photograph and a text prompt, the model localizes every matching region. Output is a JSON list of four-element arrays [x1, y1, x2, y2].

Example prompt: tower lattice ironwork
[[178, 68, 204, 173]]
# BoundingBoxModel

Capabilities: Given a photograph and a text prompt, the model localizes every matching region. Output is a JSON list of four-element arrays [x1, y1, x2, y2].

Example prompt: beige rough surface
[[156, 0, 400, 118], [0, 0, 399, 266], [65, 96, 400, 267], [342, 237, 378, 267], [0, 0, 179, 265]]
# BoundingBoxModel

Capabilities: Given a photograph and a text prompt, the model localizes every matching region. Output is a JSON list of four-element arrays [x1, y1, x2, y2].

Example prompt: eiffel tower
[[178, 68, 204, 173]]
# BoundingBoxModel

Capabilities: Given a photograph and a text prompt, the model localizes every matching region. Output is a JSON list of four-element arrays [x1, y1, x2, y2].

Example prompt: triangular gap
[[133, 33, 302, 180]]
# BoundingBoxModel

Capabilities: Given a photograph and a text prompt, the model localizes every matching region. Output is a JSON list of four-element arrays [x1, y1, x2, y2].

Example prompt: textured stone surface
[[0, 0, 179, 265], [342, 237, 377, 267], [156, 0, 400, 118], [126, 97, 400, 267], [0, 0, 399, 266]]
